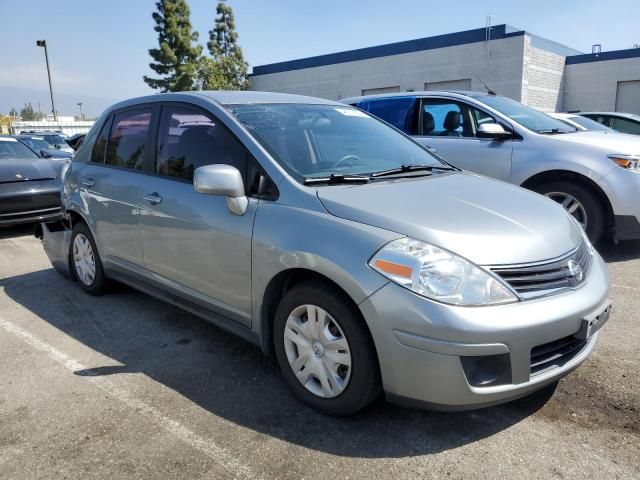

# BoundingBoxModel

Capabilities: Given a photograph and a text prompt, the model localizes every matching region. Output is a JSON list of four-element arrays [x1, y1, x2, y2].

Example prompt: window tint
[[421, 99, 469, 137], [611, 117, 640, 135], [91, 116, 113, 164], [105, 108, 152, 169], [156, 105, 247, 181], [356, 97, 419, 135]]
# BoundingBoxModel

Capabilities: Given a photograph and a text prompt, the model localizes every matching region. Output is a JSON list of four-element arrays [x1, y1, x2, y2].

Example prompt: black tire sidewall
[[70, 222, 108, 295], [534, 181, 605, 244], [273, 281, 380, 415]]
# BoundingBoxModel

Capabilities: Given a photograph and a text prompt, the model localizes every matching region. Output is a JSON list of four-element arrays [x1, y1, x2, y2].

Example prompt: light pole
[[77, 102, 83, 120], [36, 40, 57, 121]]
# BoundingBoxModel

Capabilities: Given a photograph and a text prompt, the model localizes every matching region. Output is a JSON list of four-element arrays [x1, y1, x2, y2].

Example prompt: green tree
[[143, 0, 202, 92], [201, 0, 249, 90], [19, 103, 41, 121], [9, 107, 18, 118]]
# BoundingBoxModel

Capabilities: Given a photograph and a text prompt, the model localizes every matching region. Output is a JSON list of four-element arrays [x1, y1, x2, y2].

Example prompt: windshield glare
[[478, 95, 575, 133], [22, 137, 53, 149], [569, 116, 613, 132], [228, 104, 444, 180], [0, 140, 39, 159]]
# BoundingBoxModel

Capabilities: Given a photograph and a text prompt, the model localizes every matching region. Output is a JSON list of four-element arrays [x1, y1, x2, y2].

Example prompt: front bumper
[[359, 252, 611, 410], [598, 167, 640, 240]]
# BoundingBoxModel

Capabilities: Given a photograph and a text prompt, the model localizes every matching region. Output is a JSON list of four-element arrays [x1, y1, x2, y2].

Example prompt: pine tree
[[202, 0, 249, 90], [144, 0, 202, 92], [20, 103, 38, 121]]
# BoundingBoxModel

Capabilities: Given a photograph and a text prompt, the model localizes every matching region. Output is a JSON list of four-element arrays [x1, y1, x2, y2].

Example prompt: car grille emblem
[[567, 259, 583, 284]]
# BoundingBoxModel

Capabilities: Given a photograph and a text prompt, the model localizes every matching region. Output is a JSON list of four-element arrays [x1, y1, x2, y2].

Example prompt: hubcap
[[73, 233, 96, 286], [283, 304, 352, 398], [545, 192, 588, 230]]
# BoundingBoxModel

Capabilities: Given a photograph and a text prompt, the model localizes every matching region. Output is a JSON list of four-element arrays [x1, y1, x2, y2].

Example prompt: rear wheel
[[533, 181, 605, 244], [70, 222, 109, 295], [273, 280, 381, 415]]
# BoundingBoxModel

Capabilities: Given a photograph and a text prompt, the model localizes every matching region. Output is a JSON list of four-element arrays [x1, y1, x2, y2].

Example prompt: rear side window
[[91, 117, 113, 164], [155, 105, 248, 181], [356, 97, 419, 135], [105, 108, 152, 169], [611, 117, 640, 134]]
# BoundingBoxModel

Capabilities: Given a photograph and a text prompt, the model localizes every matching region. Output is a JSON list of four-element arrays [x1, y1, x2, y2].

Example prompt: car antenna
[[474, 73, 496, 96]]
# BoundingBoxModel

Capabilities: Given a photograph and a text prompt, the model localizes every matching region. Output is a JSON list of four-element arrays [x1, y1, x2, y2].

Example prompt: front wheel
[[273, 280, 381, 415], [533, 181, 606, 244]]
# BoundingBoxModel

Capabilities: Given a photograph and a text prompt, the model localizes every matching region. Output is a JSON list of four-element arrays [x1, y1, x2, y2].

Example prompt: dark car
[[578, 112, 640, 135], [0, 137, 64, 226], [20, 130, 75, 155], [15, 135, 73, 160]]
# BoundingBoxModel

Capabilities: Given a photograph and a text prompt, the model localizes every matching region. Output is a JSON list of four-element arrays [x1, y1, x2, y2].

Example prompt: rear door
[[79, 106, 153, 267], [138, 103, 258, 327], [413, 97, 514, 181]]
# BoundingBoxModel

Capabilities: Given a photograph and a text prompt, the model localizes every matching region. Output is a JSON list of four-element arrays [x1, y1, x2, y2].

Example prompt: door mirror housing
[[477, 123, 511, 139], [193, 164, 248, 215], [40, 149, 52, 158]]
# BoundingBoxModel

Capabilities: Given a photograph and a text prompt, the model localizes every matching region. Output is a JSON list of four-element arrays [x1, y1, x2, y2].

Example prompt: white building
[[250, 25, 640, 114]]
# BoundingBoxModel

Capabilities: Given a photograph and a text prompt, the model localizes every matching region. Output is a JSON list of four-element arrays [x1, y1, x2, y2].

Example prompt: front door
[[138, 104, 256, 327], [414, 98, 514, 181]]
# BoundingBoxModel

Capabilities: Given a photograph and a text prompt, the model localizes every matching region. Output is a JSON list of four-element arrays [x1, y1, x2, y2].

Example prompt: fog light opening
[[461, 353, 512, 387]]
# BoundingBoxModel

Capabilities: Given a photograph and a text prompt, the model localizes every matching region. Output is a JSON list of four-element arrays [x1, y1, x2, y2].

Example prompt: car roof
[[579, 112, 640, 121], [108, 91, 342, 111], [341, 90, 491, 104]]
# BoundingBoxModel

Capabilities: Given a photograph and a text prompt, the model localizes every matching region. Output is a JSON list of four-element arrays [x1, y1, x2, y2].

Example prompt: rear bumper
[[35, 219, 73, 278], [359, 252, 610, 410]]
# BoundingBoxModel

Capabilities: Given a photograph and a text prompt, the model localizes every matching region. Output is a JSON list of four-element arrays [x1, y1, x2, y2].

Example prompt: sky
[[2, 0, 639, 117]]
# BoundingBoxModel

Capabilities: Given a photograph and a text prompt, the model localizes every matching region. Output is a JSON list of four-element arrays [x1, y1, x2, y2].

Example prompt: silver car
[[41, 91, 611, 415], [344, 92, 640, 244]]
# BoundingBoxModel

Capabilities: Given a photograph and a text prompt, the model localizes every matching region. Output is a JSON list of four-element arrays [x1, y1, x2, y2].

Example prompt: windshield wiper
[[371, 164, 456, 178], [538, 128, 568, 135], [304, 174, 371, 185]]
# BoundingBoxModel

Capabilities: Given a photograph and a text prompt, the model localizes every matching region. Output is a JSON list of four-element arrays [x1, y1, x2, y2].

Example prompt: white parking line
[[612, 283, 640, 292], [0, 317, 262, 480]]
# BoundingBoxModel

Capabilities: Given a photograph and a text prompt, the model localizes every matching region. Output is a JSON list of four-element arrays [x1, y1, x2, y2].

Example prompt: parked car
[[0, 136, 64, 226], [20, 130, 75, 155], [549, 113, 615, 132], [38, 91, 611, 415], [577, 112, 640, 135], [15, 134, 73, 160], [66, 133, 86, 151], [344, 91, 640, 243]]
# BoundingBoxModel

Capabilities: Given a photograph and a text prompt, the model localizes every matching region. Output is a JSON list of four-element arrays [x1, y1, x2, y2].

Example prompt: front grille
[[0, 190, 61, 215], [0, 207, 62, 224], [489, 241, 592, 299], [530, 335, 587, 376]]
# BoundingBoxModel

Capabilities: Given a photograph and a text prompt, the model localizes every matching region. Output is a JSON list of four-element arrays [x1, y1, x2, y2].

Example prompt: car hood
[[316, 172, 582, 265], [548, 130, 640, 153], [0, 158, 58, 183]]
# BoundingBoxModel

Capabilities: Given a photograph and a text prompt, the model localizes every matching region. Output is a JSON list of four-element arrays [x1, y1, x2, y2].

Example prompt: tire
[[69, 221, 109, 295], [273, 280, 381, 416], [533, 181, 606, 244]]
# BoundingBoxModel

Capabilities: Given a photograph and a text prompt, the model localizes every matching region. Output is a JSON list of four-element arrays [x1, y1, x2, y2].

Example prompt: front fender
[[251, 202, 400, 341]]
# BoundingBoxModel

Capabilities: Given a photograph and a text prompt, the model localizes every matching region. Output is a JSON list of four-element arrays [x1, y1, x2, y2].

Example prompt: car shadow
[[598, 239, 640, 263], [1, 268, 555, 458], [0, 224, 36, 240]]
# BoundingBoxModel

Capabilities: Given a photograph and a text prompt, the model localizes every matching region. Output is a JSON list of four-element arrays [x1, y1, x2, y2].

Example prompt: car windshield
[[569, 116, 613, 132], [22, 137, 53, 149], [477, 95, 575, 134], [228, 104, 445, 181], [43, 134, 67, 145], [0, 139, 39, 159]]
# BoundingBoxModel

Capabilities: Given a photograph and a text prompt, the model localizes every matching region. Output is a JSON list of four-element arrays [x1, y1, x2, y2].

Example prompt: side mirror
[[54, 144, 61, 149], [477, 123, 511, 139], [40, 149, 52, 158], [193, 164, 248, 216]]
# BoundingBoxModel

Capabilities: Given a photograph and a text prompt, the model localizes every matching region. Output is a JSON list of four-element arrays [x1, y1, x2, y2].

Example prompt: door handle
[[82, 177, 95, 187], [143, 192, 162, 205]]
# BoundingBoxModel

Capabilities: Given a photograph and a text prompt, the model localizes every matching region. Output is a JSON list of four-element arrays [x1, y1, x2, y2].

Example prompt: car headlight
[[369, 237, 518, 306], [608, 154, 640, 172]]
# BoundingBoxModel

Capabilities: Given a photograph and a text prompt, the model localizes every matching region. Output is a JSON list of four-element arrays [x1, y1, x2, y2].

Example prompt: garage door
[[615, 80, 640, 115], [425, 79, 472, 91], [361, 86, 401, 96]]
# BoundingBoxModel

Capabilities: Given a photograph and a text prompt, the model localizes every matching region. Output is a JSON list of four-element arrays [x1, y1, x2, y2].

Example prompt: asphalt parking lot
[[0, 225, 638, 480]]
